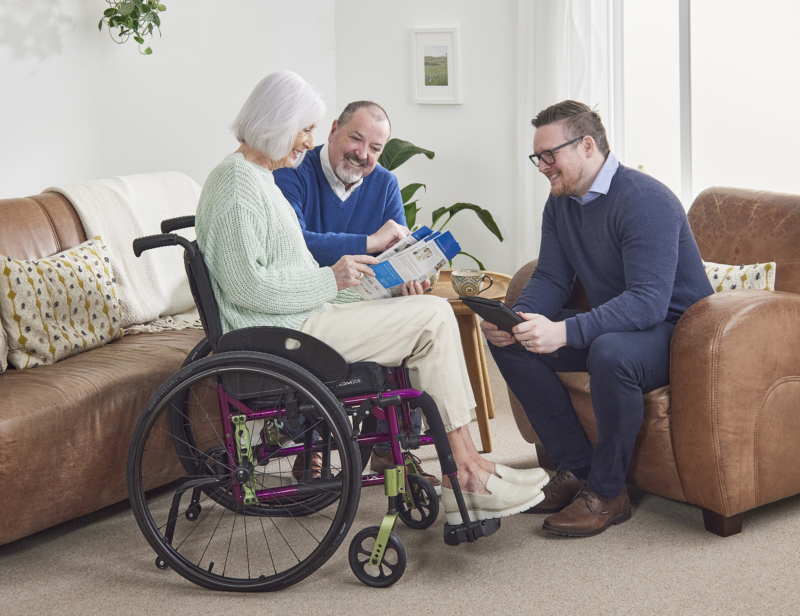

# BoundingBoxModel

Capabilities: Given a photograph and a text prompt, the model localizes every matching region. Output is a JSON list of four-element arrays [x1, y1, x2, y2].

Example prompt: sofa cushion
[[0, 328, 205, 546], [704, 260, 776, 292], [0, 237, 123, 369]]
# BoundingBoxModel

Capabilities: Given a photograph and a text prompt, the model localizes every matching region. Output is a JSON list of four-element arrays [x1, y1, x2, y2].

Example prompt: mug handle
[[478, 274, 494, 294]]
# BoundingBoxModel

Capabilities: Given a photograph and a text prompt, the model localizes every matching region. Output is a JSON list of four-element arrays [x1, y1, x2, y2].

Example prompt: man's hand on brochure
[[512, 313, 567, 354], [332, 255, 379, 291], [400, 279, 431, 295], [366, 220, 410, 254]]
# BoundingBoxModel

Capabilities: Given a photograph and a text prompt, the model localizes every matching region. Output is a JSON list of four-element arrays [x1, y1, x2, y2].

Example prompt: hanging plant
[[98, 1, 166, 55]]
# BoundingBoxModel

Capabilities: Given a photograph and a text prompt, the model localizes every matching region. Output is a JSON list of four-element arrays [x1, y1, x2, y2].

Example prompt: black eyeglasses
[[528, 136, 585, 167]]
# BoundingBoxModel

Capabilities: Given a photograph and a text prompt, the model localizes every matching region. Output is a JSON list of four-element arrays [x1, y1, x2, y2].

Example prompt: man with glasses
[[483, 100, 712, 537]]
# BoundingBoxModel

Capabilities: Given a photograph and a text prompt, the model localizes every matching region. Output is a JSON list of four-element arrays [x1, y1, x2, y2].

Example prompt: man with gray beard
[[274, 101, 439, 489], [275, 101, 409, 267]]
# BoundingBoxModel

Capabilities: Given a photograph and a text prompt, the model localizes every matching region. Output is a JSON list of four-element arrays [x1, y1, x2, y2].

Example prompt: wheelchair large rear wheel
[[174, 337, 374, 505], [128, 351, 361, 592]]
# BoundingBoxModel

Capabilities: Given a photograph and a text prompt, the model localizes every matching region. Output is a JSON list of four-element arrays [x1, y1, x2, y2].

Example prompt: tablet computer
[[461, 295, 558, 357], [460, 296, 523, 333]]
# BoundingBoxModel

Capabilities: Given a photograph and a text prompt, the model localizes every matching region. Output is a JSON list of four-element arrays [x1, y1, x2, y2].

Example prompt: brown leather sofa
[[0, 193, 204, 546], [504, 187, 800, 537]]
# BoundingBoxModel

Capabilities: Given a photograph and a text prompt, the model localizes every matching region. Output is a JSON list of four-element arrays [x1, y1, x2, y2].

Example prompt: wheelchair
[[127, 217, 501, 592]]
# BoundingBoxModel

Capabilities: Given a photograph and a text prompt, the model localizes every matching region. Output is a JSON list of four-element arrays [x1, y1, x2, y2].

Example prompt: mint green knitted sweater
[[195, 153, 362, 333]]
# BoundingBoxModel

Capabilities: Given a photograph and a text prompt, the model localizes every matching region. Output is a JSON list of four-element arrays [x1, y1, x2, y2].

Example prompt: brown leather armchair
[[504, 187, 800, 536]]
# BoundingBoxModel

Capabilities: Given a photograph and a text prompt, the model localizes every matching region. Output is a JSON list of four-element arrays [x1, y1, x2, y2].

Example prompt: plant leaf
[[457, 251, 485, 270], [400, 183, 425, 204], [119, 2, 135, 16], [431, 206, 448, 228], [134, 35, 144, 44], [432, 203, 504, 241], [103, 8, 117, 16], [98, 19, 104, 31], [378, 138, 434, 171], [152, 13, 160, 26], [144, 46, 153, 54], [403, 201, 421, 229], [158, 4, 166, 10]]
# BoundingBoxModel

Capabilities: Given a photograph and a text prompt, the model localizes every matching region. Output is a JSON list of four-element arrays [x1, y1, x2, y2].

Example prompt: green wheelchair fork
[[369, 465, 406, 566], [230, 415, 259, 506]]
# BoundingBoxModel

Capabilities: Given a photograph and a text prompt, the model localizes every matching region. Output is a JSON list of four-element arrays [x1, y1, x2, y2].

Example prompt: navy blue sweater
[[274, 145, 405, 266], [514, 165, 713, 349]]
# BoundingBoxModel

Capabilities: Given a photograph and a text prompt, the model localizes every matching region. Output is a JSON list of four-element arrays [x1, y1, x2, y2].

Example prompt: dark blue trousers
[[489, 309, 675, 499]]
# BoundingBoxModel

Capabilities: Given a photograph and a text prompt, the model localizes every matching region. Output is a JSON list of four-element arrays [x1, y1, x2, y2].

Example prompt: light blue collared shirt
[[569, 152, 619, 205]]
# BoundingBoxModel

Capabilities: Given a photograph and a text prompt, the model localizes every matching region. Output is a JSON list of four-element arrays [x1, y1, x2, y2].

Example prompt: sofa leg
[[702, 508, 744, 537]]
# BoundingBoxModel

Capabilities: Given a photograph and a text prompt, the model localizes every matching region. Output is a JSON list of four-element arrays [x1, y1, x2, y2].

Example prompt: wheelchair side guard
[[217, 326, 348, 384]]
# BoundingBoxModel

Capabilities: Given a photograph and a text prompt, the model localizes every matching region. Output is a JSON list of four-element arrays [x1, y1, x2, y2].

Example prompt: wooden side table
[[429, 270, 511, 453]]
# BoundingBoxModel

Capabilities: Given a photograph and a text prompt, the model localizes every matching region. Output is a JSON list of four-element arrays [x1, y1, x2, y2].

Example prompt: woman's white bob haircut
[[231, 71, 326, 161]]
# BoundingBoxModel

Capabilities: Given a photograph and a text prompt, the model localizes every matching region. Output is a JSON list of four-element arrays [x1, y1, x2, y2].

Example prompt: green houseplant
[[378, 139, 503, 270], [98, 1, 166, 55]]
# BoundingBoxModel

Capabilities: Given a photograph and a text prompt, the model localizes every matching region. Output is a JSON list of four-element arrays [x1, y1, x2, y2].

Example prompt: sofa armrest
[[670, 289, 800, 517]]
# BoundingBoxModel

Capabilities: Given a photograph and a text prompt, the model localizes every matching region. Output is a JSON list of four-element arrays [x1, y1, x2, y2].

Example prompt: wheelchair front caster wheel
[[155, 556, 169, 570], [396, 474, 439, 530], [185, 503, 202, 521], [348, 526, 406, 588]]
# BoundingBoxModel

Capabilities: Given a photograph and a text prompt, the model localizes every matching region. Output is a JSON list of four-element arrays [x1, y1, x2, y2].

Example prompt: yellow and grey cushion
[[704, 260, 776, 292], [0, 236, 123, 370]]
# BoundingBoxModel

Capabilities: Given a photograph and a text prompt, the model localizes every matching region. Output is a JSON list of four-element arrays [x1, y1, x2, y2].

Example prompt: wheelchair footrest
[[443, 517, 501, 546]]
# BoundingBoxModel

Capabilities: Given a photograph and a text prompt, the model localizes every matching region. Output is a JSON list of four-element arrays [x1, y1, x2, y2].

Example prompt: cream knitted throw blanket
[[45, 172, 203, 332]]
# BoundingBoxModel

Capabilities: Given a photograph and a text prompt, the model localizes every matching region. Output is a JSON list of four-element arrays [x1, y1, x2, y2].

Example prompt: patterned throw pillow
[[0, 236, 123, 370], [704, 261, 776, 292]]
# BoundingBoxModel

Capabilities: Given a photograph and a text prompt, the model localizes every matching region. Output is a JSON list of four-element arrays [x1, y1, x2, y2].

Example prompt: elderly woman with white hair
[[195, 71, 548, 523]]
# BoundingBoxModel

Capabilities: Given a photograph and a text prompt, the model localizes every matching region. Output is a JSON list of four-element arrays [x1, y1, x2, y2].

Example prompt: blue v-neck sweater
[[514, 165, 713, 349], [274, 145, 405, 266]]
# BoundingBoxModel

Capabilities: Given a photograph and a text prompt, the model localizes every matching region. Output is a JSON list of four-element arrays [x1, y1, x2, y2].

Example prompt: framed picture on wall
[[412, 27, 463, 104]]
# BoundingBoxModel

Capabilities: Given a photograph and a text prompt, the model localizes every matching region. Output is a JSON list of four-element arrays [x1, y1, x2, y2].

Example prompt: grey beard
[[335, 159, 364, 184]]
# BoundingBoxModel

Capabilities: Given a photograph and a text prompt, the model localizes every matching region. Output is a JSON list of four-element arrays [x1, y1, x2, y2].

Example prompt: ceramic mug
[[451, 269, 493, 296]]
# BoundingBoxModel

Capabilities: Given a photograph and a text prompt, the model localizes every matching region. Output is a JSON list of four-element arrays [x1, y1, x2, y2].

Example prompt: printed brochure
[[355, 226, 460, 300]]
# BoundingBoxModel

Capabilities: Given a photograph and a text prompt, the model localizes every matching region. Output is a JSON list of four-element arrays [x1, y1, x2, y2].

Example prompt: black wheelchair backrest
[[135, 215, 348, 378]]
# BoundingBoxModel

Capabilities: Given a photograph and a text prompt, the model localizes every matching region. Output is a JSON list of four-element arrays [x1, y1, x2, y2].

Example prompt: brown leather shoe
[[292, 452, 322, 481], [370, 451, 442, 488], [524, 469, 585, 514], [542, 485, 631, 537]]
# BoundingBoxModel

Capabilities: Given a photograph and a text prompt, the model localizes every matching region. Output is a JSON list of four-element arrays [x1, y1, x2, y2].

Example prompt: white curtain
[[515, 0, 622, 268]]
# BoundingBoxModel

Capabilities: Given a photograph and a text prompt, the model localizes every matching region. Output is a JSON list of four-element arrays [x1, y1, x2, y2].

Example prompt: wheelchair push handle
[[133, 233, 196, 258], [161, 215, 196, 233]]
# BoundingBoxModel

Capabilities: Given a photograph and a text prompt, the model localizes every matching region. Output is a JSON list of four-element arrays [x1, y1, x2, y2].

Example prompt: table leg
[[456, 313, 493, 453], [476, 331, 496, 419]]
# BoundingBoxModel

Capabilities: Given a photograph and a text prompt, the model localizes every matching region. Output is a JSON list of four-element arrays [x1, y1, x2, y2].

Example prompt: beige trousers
[[299, 294, 476, 432]]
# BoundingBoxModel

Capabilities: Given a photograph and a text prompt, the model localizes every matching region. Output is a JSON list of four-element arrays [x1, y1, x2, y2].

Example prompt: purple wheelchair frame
[[218, 366, 436, 506]]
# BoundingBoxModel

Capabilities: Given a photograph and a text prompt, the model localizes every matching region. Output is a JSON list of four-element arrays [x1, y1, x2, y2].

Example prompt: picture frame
[[412, 27, 463, 104]]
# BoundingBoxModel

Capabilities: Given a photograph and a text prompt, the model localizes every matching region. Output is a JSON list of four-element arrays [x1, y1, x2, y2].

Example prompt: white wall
[[0, 0, 337, 197], [335, 0, 520, 274]]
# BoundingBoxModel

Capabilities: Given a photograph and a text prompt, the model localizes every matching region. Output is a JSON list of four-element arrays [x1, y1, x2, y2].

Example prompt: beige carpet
[[3, 350, 800, 616]]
